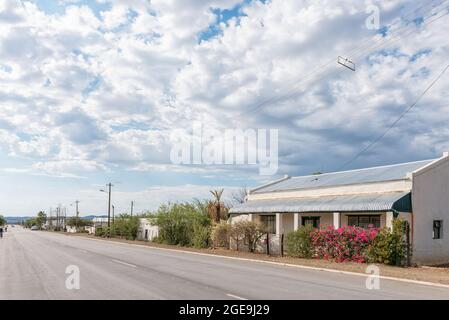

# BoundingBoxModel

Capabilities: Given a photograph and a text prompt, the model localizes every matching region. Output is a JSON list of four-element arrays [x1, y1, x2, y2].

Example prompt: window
[[302, 216, 320, 228], [433, 220, 443, 239], [260, 215, 276, 234], [347, 215, 380, 228]]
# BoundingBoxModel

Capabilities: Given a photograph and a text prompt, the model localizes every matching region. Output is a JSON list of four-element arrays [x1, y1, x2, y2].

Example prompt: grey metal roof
[[252, 159, 435, 194], [229, 192, 412, 214]]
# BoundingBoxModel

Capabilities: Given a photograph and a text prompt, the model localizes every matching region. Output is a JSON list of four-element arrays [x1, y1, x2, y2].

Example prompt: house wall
[[229, 212, 393, 255], [412, 156, 449, 265], [65, 226, 78, 233], [229, 212, 389, 233], [230, 213, 252, 224], [283, 214, 294, 234]]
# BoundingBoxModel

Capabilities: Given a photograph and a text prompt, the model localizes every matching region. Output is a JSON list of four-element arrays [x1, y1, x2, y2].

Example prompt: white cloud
[[1, 0, 449, 214]]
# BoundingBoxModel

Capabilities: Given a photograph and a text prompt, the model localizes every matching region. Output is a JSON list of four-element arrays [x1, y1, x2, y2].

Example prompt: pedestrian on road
[[0, 227, 3, 238]]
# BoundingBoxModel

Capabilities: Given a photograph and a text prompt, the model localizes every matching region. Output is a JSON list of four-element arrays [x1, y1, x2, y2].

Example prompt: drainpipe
[[410, 211, 414, 265]]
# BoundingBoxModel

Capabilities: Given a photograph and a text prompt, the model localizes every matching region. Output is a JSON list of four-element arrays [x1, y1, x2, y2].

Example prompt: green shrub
[[95, 226, 108, 237], [286, 225, 314, 258], [191, 224, 211, 248], [367, 219, 408, 266], [153, 202, 211, 246], [109, 214, 140, 240], [211, 221, 231, 248]]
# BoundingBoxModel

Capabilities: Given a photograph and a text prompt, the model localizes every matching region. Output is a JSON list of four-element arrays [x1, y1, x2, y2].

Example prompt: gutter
[[249, 174, 290, 194]]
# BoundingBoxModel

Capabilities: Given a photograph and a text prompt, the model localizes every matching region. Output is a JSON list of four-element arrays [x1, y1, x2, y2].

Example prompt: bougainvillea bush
[[286, 222, 408, 265], [310, 226, 380, 263]]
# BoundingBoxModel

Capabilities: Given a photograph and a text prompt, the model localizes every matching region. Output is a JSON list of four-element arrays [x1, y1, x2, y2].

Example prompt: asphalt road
[[1, 227, 449, 300]]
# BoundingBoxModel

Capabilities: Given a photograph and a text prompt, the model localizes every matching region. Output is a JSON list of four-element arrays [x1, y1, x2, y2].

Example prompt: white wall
[[137, 218, 159, 241], [412, 156, 449, 264]]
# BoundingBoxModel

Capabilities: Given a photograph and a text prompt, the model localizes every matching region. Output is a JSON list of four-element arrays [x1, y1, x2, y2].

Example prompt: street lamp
[[70, 200, 80, 231], [99, 183, 113, 236]]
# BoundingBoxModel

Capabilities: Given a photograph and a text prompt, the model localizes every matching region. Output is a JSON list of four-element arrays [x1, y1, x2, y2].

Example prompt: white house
[[86, 217, 109, 234], [137, 218, 159, 241], [229, 152, 449, 265]]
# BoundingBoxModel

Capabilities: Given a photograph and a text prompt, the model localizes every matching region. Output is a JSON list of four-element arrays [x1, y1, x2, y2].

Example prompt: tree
[[0, 215, 6, 226], [231, 187, 249, 205], [230, 221, 267, 252], [210, 189, 223, 223], [36, 211, 47, 229], [211, 220, 231, 248], [208, 189, 228, 222], [24, 218, 37, 228], [153, 202, 211, 246], [66, 217, 92, 228], [110, 214, 140, 240]]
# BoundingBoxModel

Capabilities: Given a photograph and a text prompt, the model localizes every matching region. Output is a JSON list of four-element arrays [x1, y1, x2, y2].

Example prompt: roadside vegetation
[[26, 186, 409, 267], [23, 211, 47, 229], [96, 214, 140, 240], [285, 219, 409, 266], [66, 217, 92, 231]]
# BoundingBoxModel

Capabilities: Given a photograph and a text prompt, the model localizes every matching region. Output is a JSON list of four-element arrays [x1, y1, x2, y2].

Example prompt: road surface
[[1, 227, 449, 299]]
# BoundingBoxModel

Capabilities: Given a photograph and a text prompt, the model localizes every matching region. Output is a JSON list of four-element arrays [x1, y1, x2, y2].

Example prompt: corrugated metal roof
[[252, 159, 435, 194], [229, 192, 412, 214]]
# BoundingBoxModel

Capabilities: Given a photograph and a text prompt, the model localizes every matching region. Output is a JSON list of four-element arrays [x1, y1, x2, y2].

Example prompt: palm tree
[[210, 189, 224, 223]]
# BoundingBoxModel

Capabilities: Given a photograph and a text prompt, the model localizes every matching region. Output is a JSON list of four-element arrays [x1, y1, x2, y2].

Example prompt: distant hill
[[4, 215, 108, 224], [5, 216, 33, 224], [81, 215, 108, 221]]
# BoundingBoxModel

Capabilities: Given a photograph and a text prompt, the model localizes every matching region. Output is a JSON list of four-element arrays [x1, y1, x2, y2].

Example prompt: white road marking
[[111, 259, 137, 268], [226, 293, 248, 300], [78, 249, 88, 253]]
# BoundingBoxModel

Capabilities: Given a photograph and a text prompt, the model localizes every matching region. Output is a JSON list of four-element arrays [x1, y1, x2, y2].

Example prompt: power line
[[338, 63, 449, 171], [347, 0, 449, 58], [229, 1, 449, 120], [351, 4, 449, 61]]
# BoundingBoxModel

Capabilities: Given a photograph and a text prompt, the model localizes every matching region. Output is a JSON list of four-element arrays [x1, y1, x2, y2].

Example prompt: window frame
[[433, 220, 443, 239], [260, 215, 276, 234], [302, 216, 320, 228], [347, 215, 381, 228]]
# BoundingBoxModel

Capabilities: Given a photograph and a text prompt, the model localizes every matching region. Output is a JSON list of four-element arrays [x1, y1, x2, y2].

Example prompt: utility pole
[[130, 201, 134, 217], [112, 205, 115, 224], [56, 206, 60, 231], [107, 183, 112, 228], [75, 200, 80, 231], [100, 183, 113, 237], [63, 207, 67, 231]]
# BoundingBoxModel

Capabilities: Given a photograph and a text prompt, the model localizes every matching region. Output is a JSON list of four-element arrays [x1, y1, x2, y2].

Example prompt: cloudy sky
[[0, 0, 448, 216]]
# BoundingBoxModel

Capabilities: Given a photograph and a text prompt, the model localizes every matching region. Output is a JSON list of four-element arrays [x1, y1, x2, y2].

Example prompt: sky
[[0, 0, 448, 216]]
